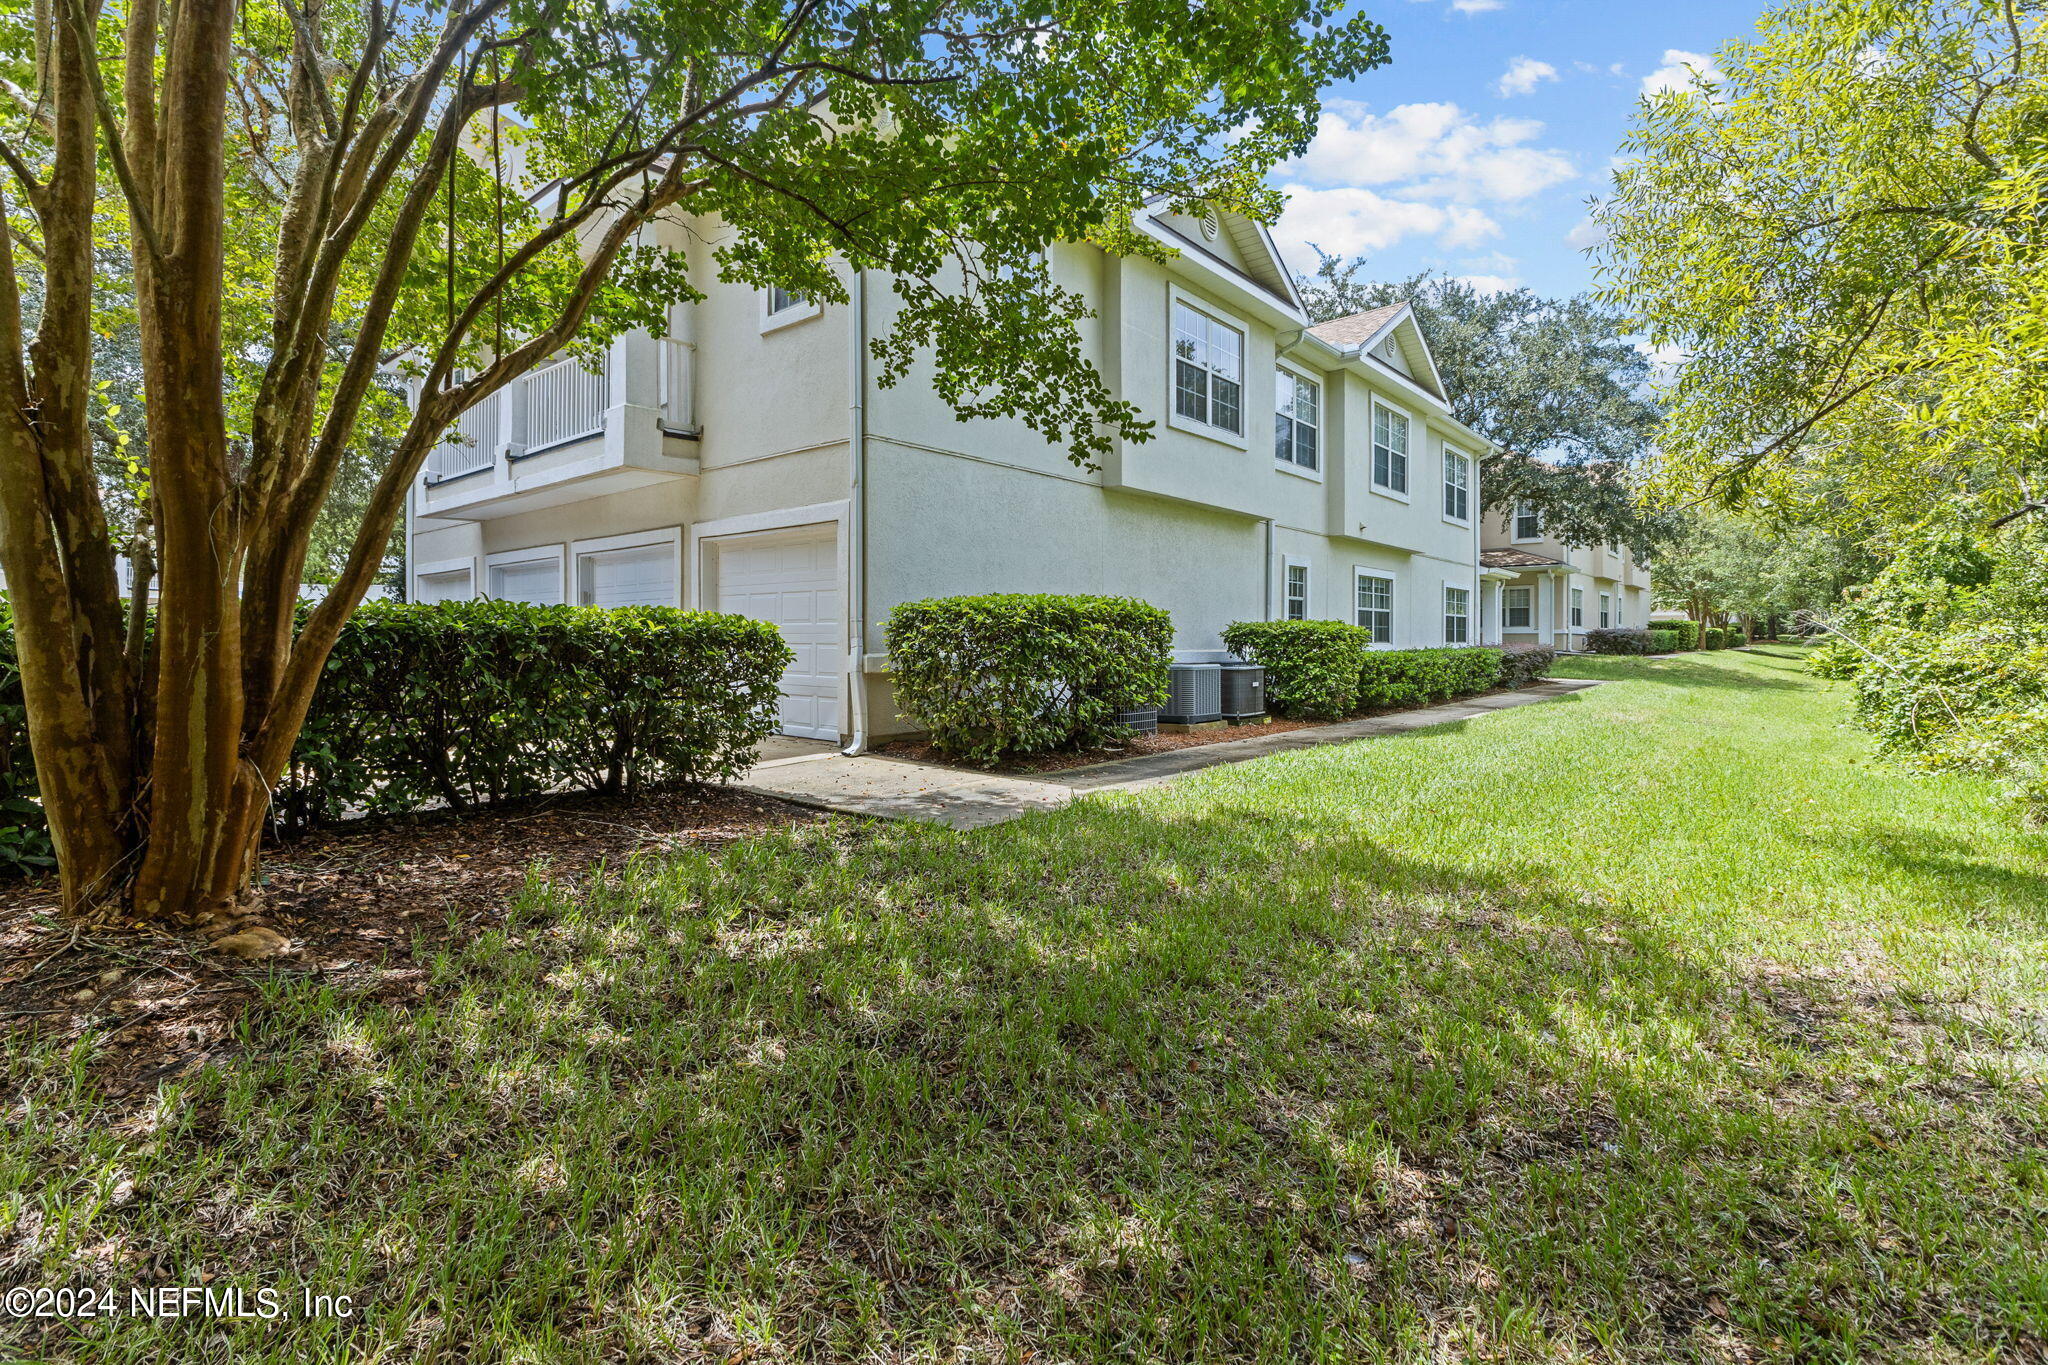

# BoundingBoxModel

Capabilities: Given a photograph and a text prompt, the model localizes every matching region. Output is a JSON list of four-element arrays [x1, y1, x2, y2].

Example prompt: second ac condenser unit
[[1161, 663, 1223, 724]]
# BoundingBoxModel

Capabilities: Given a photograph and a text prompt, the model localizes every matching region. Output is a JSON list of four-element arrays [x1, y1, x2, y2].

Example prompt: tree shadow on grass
[[12, 795, 2042, 1364], [1560, 654, 1810, 693]]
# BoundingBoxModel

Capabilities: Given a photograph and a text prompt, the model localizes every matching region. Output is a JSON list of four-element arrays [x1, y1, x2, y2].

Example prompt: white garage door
[[578, 543, 677, 606], [713, 526, 842, 741]]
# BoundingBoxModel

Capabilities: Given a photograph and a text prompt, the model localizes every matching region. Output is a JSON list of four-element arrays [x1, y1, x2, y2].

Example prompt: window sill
[[1167, 408, 1249, 450], [760, 302, 822, 335], [1275, 459, 1323, 483], [1369, 483, 1412, 504]]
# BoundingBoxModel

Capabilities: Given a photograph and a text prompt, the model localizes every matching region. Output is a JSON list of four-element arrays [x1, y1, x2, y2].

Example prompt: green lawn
[[7, 646, 2046, 1362]]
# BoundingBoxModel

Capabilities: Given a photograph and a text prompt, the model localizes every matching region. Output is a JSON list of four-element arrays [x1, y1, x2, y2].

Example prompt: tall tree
[[1649, 513, 1865, 635], [1592, 0, 2047, 534], [1296, 258, 1668, 555], [0, 0, 1389, 922]]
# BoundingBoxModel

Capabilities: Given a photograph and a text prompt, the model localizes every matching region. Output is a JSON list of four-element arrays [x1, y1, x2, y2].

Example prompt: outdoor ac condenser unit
[[1161, 663, 1222, 724], [1219, 663, 1266, 721]]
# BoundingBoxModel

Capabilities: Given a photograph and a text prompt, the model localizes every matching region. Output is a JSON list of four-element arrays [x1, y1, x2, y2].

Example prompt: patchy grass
[[5, 646, 2045, 1362]]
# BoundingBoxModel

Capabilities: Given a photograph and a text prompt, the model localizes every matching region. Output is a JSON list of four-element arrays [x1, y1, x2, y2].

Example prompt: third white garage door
[[713, 526, 843, 741]]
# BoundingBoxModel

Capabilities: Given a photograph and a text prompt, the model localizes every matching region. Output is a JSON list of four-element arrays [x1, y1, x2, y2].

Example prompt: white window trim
[[413, 555, 477, 602], [1512, 499, 1544, 544], [1443, 581, 1473, 645], [1280, 554, 1311, 621], [1273, 358, 1325, 482], [1368, 397, 1414, 503], [1165, 284, 1250, 450], [570, 526, 683, 608], [1569, 585, 1585, 629], [760, 287, 822, 334], [483, 543, 567, 604], [1353, 565, 1399, 647], [1504, 584, 1535, 630], [1441, 444, 1472, 526]]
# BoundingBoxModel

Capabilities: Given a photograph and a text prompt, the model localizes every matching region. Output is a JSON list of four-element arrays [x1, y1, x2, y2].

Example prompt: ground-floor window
[[1570, 586, 1585, 628], [1599, 592, 1612, 628], [1444, 586, 1470, 644], [1355, 571, 1393, 643], [1284, 562, 1309, 620], [1504, 585, 1533, 629]]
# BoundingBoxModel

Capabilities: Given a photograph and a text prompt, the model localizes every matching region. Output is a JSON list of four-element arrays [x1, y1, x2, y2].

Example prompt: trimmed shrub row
[[1653, 620, 1700, 650], [886, 594, 1172, 764], [1648, 629, 1681, 653], [281, 601, 792, 832], [0, 597, 54, 877], [1224, 619, 1551, 719]]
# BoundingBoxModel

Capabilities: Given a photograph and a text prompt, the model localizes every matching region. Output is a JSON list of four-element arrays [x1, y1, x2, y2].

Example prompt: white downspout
[[842, 267, 870, 756]]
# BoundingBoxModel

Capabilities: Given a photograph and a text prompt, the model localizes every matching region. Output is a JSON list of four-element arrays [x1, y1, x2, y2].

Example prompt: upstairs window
[[1372, 404, 1409, 493], [767, 285, 807, 316], [1173, 301, 1243, 435], [1275, 369, 1321, 470], [1355, 572, 1394, 643], [1444, 586, 1471, 644], [1514, 500, 1541, 540], [1443, 449, 1471, 521], [1283, 562, 1309, 620], [1504, 585, 1533, 629]]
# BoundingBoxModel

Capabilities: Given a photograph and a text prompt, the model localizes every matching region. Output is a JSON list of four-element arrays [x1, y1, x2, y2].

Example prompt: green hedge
[[1499, 644, 1557, 689], [1358, 646, 1504, 709], [281, 601, 791, 832], [1220, 620, 1372, 718], [1648, 629, 1681, 653], [885, 594, 1172, 763], [1704, 626, 1737, 649], [1653, 620, 1700, 650], [0, 597, 55, 877], [1224, 619, 1519, 717], [1585, 627, 1654, 655]]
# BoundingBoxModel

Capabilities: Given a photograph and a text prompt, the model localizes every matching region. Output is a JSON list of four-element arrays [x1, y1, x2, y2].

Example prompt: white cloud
[[1280, 100, 1576, 204], [1496, 56, 1558, 98], [1274, 186, 1499, 264], [1452, 0, 1505, 11], [1455, 274, 1519, 295], [1566, 216, 1606, 250], [1641, 49, 1722, 96]]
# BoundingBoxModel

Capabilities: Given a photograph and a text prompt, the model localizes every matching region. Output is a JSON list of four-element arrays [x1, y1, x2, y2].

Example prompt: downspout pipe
[[842, 267, 870, 757]]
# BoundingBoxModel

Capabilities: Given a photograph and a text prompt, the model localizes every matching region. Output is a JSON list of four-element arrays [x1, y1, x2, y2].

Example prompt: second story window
[[1443, 449, 1471, 521], [1355, 571, 1393, 643], [768, 285, 807, 316], [1514, 500, 1541, 540], [1283, 562, 1309, 620], [1173, 301, 1243, 435], [1372, 404, 1408, 494], [1275, 369, 1320, 470]]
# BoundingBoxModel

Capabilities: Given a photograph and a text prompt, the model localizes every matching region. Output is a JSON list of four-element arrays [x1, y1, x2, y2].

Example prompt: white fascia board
[[1131, 214, 1308, 331], [1298, 332, 1494, 453]]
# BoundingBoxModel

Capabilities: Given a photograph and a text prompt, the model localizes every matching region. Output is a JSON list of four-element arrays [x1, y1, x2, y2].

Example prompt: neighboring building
[[406, 202, 1501, 743], [1478, 501, 1654, 653]]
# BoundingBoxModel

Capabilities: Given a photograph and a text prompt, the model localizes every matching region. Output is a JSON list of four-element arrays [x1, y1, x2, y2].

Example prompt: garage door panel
[[713, 526, 842, 741]]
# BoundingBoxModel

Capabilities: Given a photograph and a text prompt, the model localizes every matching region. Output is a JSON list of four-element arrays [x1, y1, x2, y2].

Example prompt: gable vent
[[1199, 207, 1221, 241]]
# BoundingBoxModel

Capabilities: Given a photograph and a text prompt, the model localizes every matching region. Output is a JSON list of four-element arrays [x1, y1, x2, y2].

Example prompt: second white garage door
[[713, 526, 843, 741]]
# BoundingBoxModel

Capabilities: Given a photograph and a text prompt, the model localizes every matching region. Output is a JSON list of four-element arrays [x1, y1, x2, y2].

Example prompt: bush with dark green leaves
[[0, 596, 55, 878], [1654, 620, 1700, 650], [281, 601, 791, 832], [1221, 620, 1373, 718], [1805, 638, 1863, 679], [886, 594, 1172, 764], [1648, 629, 1681, 653], [1498, 644, 1557, 689], [1357, 646, 1504, 709], [1585, 627, 1655, 655]]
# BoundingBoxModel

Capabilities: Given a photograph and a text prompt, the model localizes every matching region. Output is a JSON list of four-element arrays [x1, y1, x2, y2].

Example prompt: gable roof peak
[[1304, 301, 1409, 348]]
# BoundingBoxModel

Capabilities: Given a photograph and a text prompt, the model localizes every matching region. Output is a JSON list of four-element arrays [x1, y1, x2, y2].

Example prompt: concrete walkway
[[735, 679, 1603, 829]]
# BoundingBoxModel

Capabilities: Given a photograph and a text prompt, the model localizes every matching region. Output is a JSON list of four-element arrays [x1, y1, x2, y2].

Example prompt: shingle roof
[[1306, 302, 1407, 348], [1481, 548, 1571, 569]]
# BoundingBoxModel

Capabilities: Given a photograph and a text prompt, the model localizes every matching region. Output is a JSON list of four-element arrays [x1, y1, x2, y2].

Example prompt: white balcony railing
[[427, 386, 500, 482], [524, 355, 608, 452], [660, 338, 695, 432]]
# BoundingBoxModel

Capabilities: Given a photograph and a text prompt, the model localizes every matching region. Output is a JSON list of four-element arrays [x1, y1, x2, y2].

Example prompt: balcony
[[419, 333, 698, 521]]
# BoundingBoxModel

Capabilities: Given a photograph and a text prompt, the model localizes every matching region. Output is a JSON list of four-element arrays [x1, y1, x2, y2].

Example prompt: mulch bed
[[0, 785, 815, 1100]]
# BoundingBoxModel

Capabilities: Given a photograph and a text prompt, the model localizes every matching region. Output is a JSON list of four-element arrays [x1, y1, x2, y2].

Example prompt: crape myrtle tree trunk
[[0, 0, 1389, 923]]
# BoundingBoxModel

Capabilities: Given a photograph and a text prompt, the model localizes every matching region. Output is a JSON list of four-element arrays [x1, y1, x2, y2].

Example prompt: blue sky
[[1267, 0, 1769, 301]]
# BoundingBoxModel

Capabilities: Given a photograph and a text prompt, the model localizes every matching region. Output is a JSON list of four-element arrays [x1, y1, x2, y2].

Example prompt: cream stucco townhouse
[[1478, 501, 1654, 654], [406, 202, 1510, 744]]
